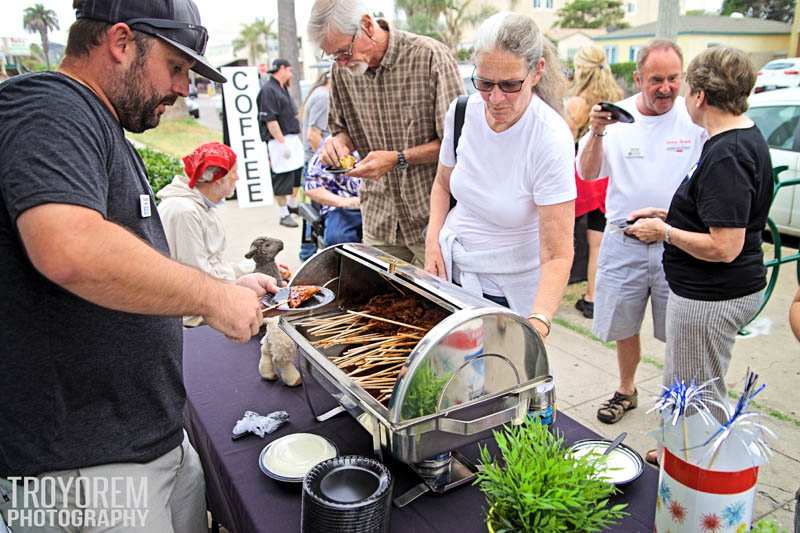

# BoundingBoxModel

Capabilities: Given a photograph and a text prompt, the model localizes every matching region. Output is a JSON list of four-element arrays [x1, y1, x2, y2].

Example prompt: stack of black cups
[[301, 456, 393, 533]]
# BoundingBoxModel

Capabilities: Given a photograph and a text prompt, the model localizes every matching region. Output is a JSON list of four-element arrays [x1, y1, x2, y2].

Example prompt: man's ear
[[633, 69, 641, 90], [106, 22, 136, 64], [360, 14, 372, 36]]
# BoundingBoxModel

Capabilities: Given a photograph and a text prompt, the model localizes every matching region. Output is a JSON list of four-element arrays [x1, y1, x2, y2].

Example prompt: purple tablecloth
[[183, 326, 657, 533]]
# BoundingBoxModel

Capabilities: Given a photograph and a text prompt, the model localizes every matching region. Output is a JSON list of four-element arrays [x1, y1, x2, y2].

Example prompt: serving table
[[183, 326, 658, 533]]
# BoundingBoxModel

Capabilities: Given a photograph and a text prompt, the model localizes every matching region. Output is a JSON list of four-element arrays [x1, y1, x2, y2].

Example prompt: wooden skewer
[[345, 310, 426, 331]]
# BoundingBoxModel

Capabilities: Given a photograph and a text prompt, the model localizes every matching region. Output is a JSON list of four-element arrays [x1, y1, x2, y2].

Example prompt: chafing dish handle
[[436, 404, 520, 436]]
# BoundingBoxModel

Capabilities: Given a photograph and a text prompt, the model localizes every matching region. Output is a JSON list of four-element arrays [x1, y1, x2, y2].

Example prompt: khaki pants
[[363, 231, 425, 268], [0, 432, 206, 533]]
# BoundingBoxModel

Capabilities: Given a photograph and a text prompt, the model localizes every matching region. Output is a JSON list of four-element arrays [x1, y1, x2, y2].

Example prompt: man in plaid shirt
[[308, 0, 463, 266]]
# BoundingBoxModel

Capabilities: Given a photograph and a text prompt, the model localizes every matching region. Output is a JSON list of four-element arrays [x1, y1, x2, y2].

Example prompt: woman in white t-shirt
[[424, 12, 576, 340]]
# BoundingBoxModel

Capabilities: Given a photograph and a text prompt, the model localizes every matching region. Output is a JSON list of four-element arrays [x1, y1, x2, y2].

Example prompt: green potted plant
[[476, 419, 627, 532]]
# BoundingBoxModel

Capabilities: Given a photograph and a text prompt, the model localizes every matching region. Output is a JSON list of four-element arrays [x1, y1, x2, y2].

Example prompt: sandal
[[575, 296, 594, 319], [596, 389, 638, 424]]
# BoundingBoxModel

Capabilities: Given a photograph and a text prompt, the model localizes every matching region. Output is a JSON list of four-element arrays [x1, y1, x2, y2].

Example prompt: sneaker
[[575, 296, 594, 319], [287, 205, 299, 215], [279, 215, 298, 228], [596, 389, 638, 424]]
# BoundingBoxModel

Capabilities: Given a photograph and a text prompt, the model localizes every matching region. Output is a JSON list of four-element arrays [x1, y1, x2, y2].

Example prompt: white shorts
[[592, 226, 669, 343]]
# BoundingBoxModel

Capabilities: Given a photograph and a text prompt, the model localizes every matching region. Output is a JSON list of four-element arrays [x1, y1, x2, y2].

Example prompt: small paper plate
[[324, 167, 352, 175], [261, 286, 336, 312], [568, 438, 644, 486], [259, 433, 338, 483]]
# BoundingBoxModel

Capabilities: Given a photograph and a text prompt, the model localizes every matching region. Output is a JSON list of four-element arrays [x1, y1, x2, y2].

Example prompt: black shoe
[[279, 215, 299, 228], [287, 205, 299, 215], [575, 296, 594, 319]]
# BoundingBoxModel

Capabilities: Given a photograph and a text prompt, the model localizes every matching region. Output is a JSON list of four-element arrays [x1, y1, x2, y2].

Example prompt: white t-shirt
[[439, 92, 576, 296], [577, 94, 706, 223]]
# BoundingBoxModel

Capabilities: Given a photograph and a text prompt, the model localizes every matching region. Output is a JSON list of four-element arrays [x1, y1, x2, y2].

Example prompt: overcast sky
[[2, 0, 722, 47]]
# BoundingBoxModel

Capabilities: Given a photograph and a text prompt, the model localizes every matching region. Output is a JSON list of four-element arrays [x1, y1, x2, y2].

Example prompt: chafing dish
[[280, 244, 553, 506]]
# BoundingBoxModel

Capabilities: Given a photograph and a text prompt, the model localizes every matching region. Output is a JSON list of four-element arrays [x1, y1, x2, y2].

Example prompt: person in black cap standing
[[0, 1, 280, 531], [258, 58, 303, 227]]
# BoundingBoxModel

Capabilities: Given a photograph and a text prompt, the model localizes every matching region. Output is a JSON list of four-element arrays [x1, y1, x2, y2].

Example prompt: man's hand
[[203, 282, 264, 343], [625, 217, 667, 243], [236, 273, 281, 296], [628, 207, 668, 221], [320, 135, 353, 168], [347, 151, 399, 180], [588, 104, 619, 136]]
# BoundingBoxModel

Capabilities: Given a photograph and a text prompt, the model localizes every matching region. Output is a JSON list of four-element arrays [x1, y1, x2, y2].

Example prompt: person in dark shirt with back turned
[[0, 1, 278, 531], [626, 46, 771, 417]]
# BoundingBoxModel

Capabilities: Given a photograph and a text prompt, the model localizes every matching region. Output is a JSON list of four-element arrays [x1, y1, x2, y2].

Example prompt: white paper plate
[[259, 433, 338, 482], [569, 439, 644, 486]]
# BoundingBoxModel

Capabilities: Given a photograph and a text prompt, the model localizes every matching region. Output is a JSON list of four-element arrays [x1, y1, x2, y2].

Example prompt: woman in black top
[[625, 46, 772, 410]]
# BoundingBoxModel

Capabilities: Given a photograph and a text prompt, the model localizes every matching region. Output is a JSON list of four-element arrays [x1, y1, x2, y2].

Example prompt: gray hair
[[635, 39, 684, 72], [307, 0, 369, 46], [472, 12, 565, 114]]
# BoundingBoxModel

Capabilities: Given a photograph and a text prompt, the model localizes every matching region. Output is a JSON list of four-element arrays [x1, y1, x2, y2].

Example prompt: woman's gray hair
[[308, 0, 369, 46], [472, 12, 566, 114]]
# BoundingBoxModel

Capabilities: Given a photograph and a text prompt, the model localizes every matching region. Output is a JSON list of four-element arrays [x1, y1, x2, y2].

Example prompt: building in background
[[546, 28, 607, 62], [594, 15, 791, 68]]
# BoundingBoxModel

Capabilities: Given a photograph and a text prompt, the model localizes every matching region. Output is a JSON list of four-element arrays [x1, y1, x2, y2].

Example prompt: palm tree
[[232, 18, 276, 66], [23, 3, 59, 70], [441, 0, 497, 53], [278, 0, 302, 106]]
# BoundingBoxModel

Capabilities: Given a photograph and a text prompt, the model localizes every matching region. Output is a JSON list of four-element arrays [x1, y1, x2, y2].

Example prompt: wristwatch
[[396, 151, 409, 171]]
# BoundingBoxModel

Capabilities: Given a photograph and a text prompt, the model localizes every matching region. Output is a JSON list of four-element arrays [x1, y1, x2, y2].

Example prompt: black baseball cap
[[75, 0, 226, 83], [267, 59, 291, 74]]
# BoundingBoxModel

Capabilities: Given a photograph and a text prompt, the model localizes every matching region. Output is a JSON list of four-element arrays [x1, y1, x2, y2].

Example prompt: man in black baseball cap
[[75, 0, 225, 82]]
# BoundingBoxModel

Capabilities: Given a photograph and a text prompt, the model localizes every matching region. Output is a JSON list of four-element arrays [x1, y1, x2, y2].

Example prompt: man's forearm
[[578, 135, 604, 181], [405, 139, 442, 166], [20, 206, 224, 317], [266, 121, 285, 143]]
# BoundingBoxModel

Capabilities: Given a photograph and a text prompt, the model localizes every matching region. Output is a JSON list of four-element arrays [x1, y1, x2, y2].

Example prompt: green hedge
[[611, 62, 637, 88], [136, 146, 182, 198]]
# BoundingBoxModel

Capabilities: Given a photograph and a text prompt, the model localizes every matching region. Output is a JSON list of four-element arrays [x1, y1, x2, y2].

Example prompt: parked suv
[[747, 88, 800, 237]]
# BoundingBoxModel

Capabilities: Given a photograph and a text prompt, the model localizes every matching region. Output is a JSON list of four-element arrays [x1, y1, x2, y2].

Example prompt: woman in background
[[565, 45, 624, 319]]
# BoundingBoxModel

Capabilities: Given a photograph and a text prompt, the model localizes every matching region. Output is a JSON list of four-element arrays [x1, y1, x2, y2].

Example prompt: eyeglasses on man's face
[[471, 69, 530, 94], [322, 30, 358, 63]]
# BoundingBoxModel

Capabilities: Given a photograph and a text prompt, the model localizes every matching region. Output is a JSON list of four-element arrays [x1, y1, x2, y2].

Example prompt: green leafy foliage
[[477, 419, 627, 532], [720, 0, 794, 23], [611, 62, 637, 87], [400, 361, 452, 420], [555, 0, 629, 29], [136, 147, 182, 198], [751, 518, 790, 533]]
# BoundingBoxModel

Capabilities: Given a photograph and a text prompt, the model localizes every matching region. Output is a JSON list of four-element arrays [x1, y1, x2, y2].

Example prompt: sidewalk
[[217, 199, 799, 529]]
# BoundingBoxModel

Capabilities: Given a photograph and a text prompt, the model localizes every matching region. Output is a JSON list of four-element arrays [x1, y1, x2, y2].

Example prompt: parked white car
[[753, 58, 800, 94], [747, 88, 800, 237]]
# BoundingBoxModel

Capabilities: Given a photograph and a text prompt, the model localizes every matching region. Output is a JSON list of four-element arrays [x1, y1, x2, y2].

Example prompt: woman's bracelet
[[527, 313, 552, 337]]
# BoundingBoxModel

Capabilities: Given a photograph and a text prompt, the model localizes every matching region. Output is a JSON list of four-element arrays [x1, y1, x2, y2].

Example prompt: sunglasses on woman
[[471, 70, 530, 93]]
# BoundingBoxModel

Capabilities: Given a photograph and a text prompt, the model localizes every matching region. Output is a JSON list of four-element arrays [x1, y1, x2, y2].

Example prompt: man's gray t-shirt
[[303, 86, 330, 162], [0, 72, 184, 476]]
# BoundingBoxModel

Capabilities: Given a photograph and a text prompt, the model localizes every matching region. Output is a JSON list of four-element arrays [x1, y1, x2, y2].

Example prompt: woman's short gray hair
[[308, 0, 369, 46], [471, 12, 566, 114]]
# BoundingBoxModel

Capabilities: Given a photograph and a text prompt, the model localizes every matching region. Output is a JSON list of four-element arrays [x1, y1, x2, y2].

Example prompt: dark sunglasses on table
[[125, 18, 209, 55], [471, 70, 530, 93]]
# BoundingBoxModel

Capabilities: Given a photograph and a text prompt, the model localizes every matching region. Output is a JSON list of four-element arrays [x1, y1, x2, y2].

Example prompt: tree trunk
[[655, 0, 680, 41], [41, 29, 50, 70], [278, 0, 302, 107]]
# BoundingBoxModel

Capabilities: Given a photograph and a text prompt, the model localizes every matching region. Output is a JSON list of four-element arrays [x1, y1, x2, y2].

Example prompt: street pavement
[[216, 199, 799, 529]]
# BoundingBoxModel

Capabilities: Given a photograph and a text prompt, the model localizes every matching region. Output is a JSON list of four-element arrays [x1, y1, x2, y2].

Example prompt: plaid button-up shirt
[[329, 21, 463, 246]]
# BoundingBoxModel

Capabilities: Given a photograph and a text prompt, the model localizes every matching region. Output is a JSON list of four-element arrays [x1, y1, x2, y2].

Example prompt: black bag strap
[[453, 95, 468, 162], [449, 95, 468, 210]]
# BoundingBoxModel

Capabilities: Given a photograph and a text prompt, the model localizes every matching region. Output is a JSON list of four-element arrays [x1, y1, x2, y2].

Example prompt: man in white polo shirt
[[577, 40, 706, 424]]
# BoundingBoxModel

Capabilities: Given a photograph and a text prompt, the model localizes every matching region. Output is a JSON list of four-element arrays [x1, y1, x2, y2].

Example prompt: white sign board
[[221, 66, 273, 207], [0, 37, 32, 56]]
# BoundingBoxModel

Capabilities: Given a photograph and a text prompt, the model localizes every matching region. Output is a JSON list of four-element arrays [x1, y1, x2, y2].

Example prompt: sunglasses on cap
[[125, 17, 209, 55]]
